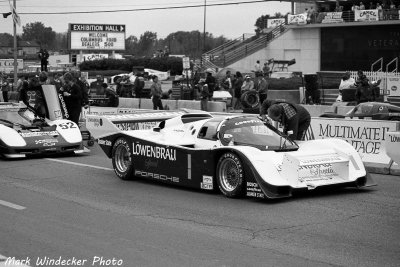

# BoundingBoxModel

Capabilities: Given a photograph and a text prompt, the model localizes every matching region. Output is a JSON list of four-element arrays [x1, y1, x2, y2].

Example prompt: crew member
[[267, 102, 311, 141], [61, 72, 82, 125]]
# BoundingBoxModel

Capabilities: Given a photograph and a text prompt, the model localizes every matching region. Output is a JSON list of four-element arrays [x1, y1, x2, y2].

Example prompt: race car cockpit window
[[198, 118, 223, 141], [218, 117, 298, 151]]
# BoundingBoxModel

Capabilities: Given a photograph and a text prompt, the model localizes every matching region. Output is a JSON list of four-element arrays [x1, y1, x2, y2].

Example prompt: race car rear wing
[[86, 110, 187, 139]]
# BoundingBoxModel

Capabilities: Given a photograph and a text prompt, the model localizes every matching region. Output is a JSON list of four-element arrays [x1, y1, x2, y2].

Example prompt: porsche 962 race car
[[87, 113, 375, 199]]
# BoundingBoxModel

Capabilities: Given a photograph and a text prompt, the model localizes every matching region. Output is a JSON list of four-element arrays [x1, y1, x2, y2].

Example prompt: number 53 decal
[[58, 122, 77, 129]]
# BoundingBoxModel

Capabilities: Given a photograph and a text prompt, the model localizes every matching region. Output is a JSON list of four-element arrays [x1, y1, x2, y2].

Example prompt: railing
[[386, 57, 398, 73], [371, 57, 383, 72], [202, 24, 288, 69]]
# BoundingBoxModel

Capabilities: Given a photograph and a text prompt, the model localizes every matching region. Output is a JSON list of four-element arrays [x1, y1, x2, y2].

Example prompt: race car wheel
[[217, 152, 245, 198], [112, 138, 135, 180]]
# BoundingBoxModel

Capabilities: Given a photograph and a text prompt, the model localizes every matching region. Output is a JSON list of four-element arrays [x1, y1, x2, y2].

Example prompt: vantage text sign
[[69, 23, 126, 51]]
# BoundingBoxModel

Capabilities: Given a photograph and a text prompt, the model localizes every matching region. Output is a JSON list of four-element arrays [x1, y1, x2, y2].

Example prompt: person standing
[[355, 70, 372, 104], [233, 71, 244, 110], [205, 70, 216, 100], [198, 79, 211, 111], [61, 72, 82, 125], [0, 75, 10, 102], [254, 60, 262, 76], [90, 75, 105, 95], [38, 48, 49, 72], [150, 75, 163, 110], [241, 75, 254, 92], [256, 73, 269, 105]]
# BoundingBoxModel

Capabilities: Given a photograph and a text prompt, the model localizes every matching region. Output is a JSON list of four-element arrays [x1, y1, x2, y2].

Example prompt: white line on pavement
[[45, 158, 113, 171], [0, 200, 26, 210]]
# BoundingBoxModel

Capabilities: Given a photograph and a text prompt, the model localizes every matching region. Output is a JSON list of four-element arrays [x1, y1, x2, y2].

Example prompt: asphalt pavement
[[0, 145, 399, 267]]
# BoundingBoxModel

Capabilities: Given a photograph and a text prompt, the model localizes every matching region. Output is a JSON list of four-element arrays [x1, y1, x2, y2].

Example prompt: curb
[[365, 161, 400, 176], [365, 162, 391, 175], [389, 162, 400, 176]]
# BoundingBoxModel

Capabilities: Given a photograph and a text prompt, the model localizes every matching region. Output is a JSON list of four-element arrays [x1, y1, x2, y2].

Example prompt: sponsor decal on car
[[115, 121, 158, 131], [98, 139, 112, 146], [19, 131, 59, 137], [34, 139, 58, 147], [134, 170, 179, 183], [132, 141, 176, 161], [201, 175, 213, 190], [87, 117, 103, 127], [246, 182, 264, 198], [298, 163, 340, 182], [105, 112, 183, 120]]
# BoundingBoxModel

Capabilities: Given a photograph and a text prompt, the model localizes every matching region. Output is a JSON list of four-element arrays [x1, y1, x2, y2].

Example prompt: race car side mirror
[[223, 134, 234, 146], [153, 127, 160, 132]]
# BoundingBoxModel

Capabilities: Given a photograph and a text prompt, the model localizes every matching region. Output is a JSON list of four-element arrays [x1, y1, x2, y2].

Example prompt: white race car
[[0, 85, 85, 158], [87, 113, 376, 199]]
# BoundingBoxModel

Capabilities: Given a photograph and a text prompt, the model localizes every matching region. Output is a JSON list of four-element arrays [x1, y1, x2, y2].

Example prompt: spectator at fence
[[369, 2, 375, 9], [359, 2, 366, 10]]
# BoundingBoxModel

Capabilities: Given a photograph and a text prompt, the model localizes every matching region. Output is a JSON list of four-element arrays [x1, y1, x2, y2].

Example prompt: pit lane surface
[[1, 145, 399, 267]]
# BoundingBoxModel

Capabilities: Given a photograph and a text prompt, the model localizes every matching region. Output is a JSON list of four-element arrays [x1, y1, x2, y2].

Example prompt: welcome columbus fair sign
[[305, 118, 399, 164]]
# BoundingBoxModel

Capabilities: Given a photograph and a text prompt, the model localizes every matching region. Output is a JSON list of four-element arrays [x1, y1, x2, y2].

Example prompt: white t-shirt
[[339, 78, 355, 90]]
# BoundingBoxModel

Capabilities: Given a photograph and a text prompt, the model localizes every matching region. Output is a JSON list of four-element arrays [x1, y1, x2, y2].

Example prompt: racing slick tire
[[216, 152, 245, 198], [112, 138, 135, 180], [240, 91, 260, 109]]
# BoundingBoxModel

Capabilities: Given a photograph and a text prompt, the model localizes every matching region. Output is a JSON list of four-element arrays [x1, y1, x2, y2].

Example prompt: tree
[[22, 22, 56, 48], [125, 35, 139, 55], [0, 33, 13, 46], [137, 31, 157, 57]]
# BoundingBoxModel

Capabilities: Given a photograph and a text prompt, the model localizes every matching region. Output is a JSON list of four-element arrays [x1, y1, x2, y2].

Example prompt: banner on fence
[[288, 13, 308, 25], [355, 9, 379, 21], [306, 118, 399, 164], [267, 18, 286, 28], [321, 12, 344, 23]]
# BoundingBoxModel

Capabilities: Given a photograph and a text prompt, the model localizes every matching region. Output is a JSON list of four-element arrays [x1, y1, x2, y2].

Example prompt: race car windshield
[[0, 107, 35, 127], [219, 117, 298, 151]]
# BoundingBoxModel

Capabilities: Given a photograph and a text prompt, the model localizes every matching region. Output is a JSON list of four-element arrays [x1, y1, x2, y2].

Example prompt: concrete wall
[[118, 98, 227, 112], [228, 28, 321, 74]]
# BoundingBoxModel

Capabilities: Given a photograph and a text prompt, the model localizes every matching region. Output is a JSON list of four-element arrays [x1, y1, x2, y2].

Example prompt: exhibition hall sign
[[69, 24, 126, 50]]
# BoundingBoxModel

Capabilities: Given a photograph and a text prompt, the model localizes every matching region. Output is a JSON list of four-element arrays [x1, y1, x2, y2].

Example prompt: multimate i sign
[[69, 23, 126, 50], [307, 118, 399, 164]]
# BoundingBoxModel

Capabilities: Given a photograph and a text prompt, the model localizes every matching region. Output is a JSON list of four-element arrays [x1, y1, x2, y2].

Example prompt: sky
[[0, 0, 292, 39]]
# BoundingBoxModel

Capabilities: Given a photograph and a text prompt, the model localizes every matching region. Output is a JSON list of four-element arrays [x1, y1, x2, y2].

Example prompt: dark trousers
[[152, 96, 163, 110], [41, 60, 48, 72], [2, 91, 8, 102], [259, 93, 267, 106], [68, 107, 81, 125]]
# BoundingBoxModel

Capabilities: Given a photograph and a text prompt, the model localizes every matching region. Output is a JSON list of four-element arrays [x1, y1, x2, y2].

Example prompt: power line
[[17, 0, 271, 15]]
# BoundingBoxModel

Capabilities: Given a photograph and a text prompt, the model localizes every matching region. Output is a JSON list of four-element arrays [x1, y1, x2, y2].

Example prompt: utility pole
[[13, 0, 17, 87], [201, 0, 206, 69]]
